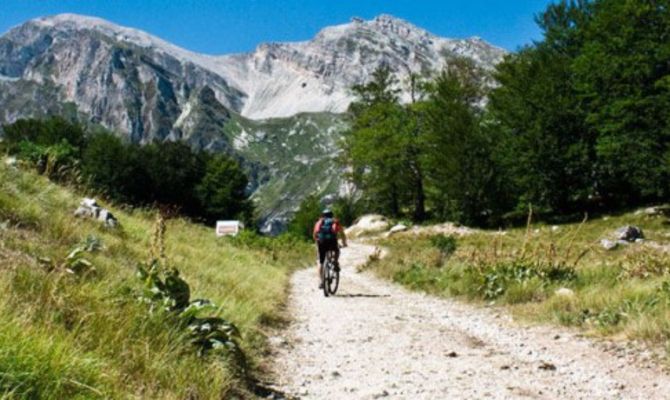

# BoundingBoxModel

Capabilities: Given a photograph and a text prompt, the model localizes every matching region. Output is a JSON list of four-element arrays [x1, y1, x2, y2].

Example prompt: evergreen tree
[[195, 154, 253, 224], [573, 0, 670, 204], [81, 132, 149, 202], [488, 0, 595, 215], [141, 141, 207, 214], [342, 65, 419, 219], [423, 58, 504, 225]]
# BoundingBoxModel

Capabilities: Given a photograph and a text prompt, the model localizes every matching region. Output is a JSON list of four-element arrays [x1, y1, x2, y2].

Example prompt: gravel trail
[[268, 243, 670, 399]]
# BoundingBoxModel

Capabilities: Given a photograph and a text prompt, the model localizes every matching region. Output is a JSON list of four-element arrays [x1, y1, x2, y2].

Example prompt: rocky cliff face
[[0, 13, 505, 131], [217, 14, 506, 119], [0, 14, 244, 145], [0, 13, 506, 231]]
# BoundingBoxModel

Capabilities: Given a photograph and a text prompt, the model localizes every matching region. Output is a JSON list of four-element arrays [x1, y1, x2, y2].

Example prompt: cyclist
[[313, 208, 347, 289]]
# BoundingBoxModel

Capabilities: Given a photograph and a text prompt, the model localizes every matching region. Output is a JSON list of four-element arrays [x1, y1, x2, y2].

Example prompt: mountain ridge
[[1, 13, 506, 119], [0, 13, 506, 231]]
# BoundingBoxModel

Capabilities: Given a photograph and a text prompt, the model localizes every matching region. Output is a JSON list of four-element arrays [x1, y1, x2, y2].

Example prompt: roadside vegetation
[[364, 209, 670, 359], [0, 162, 311, 399]]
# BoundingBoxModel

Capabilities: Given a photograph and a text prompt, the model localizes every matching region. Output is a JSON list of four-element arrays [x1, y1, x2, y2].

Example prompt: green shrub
[[475, 262, 576, 300], [430, 235, 457, 257], [16, 140, 79, 179]]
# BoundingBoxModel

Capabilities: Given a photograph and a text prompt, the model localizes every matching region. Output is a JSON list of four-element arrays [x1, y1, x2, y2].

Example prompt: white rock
[[555, 288, 575, 298], [600, 239, 618, 251], [389, 224, 408, 234], [81, 198, 99, 208], [4, 156, 17, 167], [74, 198, 118, 228], [345, 214, 390, 238]]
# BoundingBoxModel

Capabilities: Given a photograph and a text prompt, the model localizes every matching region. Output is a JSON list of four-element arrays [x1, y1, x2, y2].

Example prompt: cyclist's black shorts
[[317, 239, 339, 265]]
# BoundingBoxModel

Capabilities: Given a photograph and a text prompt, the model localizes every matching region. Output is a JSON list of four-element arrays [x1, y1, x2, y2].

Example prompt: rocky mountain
[[0, 13, 505, 232], [215, 14, 506, 119]]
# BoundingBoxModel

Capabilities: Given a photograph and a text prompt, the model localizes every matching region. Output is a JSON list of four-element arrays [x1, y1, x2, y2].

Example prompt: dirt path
[[268, 243, 670, 399]]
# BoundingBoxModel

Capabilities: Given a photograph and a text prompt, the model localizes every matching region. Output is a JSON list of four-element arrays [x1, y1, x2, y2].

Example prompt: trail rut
[[268, 243, 670, 399]]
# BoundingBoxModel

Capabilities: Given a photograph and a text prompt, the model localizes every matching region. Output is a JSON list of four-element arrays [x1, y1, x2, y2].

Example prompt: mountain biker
[[313, 208, 347, 289]]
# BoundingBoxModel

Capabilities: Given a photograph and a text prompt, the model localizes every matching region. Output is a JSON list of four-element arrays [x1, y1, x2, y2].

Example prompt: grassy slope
[[224, 112, 348, 224], [0, 162, 311, 399], [368, 211, 670, 359]]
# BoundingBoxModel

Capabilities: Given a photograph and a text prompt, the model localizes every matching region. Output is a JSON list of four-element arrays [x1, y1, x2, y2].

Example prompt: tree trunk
[[413, 169, 426, 221]]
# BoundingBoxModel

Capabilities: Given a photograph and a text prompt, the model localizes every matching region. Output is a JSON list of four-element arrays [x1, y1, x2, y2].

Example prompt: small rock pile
[[74, 198, 118, 228], [600, 225, 644, 250]]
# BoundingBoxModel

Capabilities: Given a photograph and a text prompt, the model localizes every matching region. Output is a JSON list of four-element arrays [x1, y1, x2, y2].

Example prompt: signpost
[[216, 220, 244, 237]]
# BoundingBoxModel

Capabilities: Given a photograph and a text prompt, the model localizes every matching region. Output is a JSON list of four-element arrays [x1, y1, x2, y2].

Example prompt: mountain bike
[[321, 249, 340, 297]]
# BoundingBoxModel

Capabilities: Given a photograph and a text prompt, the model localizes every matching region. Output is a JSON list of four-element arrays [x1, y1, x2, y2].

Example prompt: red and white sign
[[216, 220, 243, 237]]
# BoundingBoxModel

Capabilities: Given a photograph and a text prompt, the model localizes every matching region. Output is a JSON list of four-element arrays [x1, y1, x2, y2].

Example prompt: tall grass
[[0, 162, 311, 398]]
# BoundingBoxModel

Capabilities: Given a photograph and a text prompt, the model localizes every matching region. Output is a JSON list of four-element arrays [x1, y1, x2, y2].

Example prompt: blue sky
[[1, 0, 553, 54]]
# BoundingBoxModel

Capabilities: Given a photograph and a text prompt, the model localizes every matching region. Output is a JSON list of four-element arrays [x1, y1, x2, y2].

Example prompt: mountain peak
[[373, 13, 410, 24], [32, 13, 121, 33]]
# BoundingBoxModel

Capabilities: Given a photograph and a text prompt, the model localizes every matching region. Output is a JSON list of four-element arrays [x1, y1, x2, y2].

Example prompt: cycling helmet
[[322, 208, 334, 218]]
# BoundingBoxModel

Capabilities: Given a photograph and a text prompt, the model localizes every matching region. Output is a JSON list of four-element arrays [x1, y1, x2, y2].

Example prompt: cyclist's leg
[[317, 241, 326, 286], [331, 239, 341, 271]]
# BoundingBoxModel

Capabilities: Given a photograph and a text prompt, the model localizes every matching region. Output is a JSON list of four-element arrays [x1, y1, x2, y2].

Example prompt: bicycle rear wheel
[[322, 258, 330, 297], [325, 250, 340, 295]]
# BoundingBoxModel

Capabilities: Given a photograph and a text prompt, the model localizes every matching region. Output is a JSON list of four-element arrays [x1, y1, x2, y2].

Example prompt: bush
[[474, 262, 576, 301], [430, 235, 457, 258], [17, 140, 79, 180]]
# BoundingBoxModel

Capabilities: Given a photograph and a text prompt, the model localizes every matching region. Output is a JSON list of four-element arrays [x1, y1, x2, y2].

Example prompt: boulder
[[97, 208, 118, 228], [345, 214, 390, 238], [615, 225, 644, 242], [554, 287, 575, 298]]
